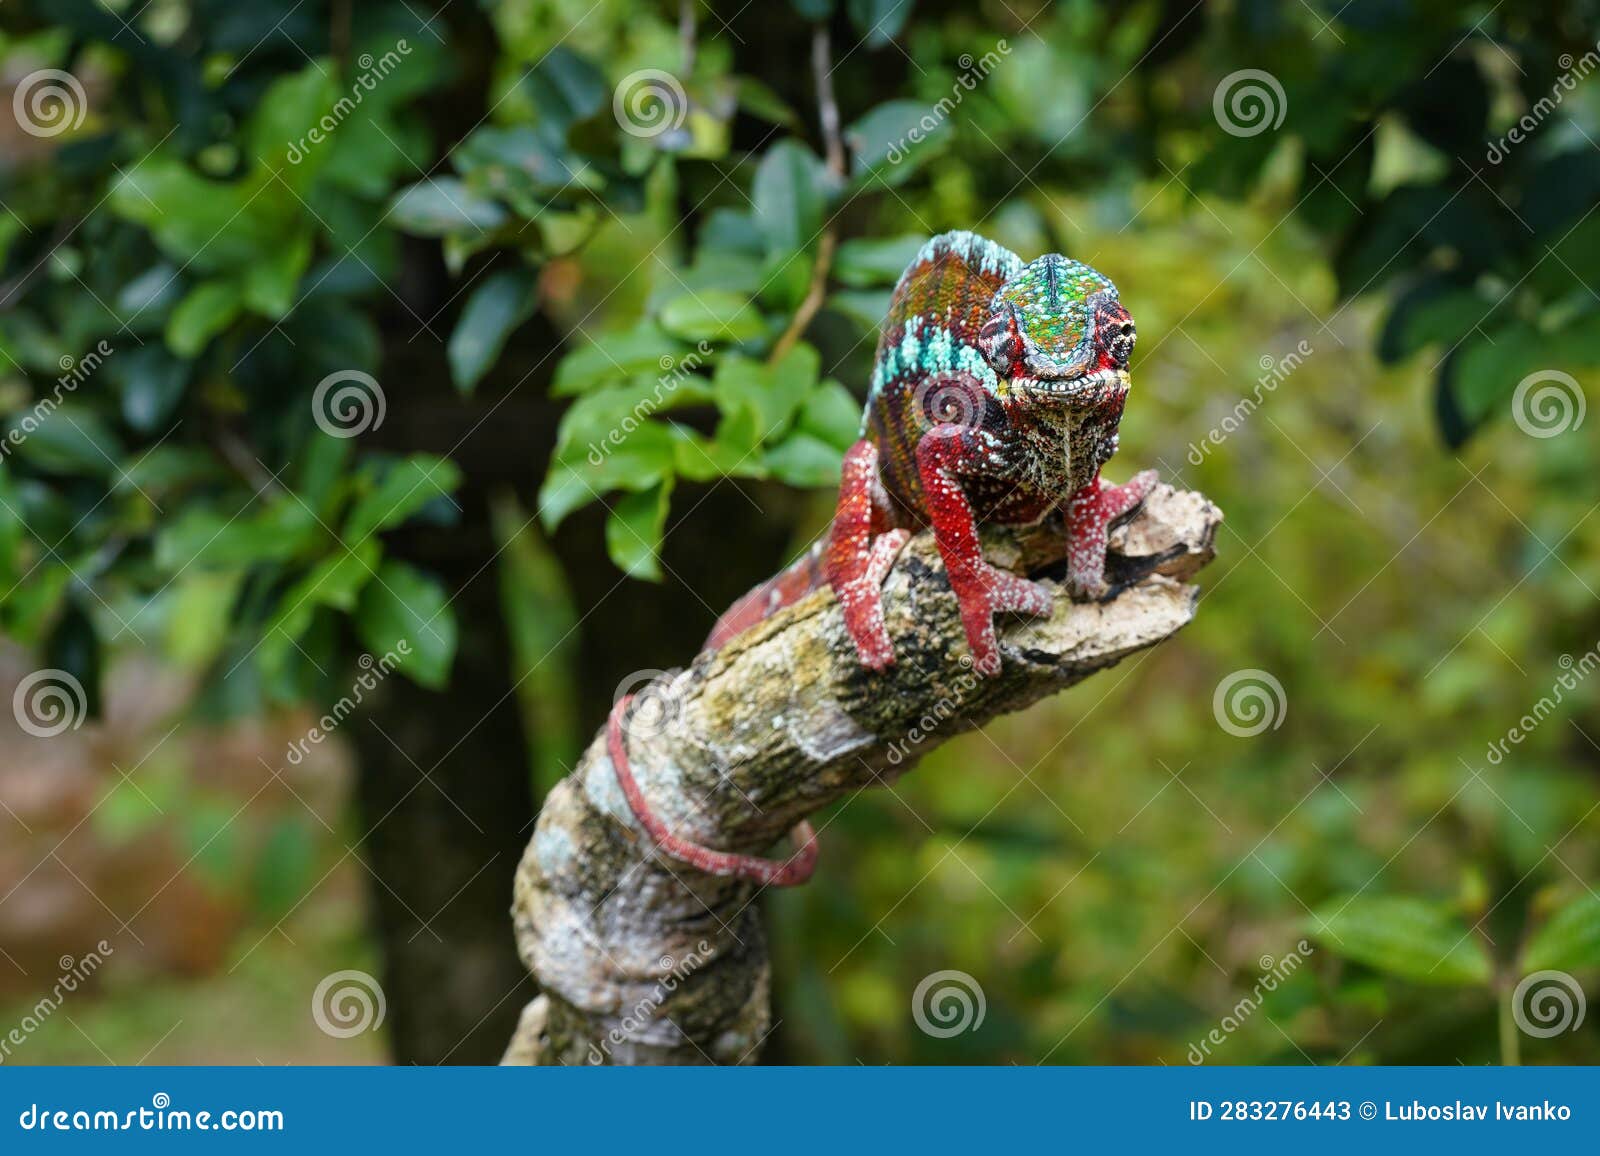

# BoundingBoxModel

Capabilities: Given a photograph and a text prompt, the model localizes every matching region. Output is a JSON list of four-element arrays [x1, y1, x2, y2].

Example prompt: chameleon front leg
[[825, 440, 912, 670], [1065, 468, 1158, 597], [915, 430, 1053, 676]]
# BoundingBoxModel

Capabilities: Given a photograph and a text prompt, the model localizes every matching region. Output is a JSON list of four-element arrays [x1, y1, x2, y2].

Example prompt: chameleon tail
[[703, 539, 829, 651], [606, 694, 819, 887]]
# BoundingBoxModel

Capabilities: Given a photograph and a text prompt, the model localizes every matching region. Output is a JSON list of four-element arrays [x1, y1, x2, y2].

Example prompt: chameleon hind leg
[[825, 440, 912, 670], [1065, 469, 1158, 598], [915, 430, 1053, 677]]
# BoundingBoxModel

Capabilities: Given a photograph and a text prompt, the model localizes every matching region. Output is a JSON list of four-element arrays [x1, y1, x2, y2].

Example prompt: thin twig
[[769, 25, 848, 364]]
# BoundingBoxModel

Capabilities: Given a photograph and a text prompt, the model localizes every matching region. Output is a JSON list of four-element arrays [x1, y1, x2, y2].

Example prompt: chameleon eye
[[977, 308, 1022, 377]]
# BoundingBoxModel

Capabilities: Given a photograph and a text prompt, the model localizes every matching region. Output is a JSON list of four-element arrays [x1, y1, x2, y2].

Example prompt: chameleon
[[607, 230, 1155, 886]]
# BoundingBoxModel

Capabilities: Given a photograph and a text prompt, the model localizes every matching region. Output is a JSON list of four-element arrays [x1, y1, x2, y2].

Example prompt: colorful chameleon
[[609, 230, 1155, 886]]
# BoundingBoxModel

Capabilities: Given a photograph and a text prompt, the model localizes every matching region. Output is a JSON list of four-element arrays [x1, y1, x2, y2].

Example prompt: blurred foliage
[[1, 0, 1598, 1064]]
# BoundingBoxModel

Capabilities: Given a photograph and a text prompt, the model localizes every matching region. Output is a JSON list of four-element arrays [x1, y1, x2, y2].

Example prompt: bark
[[503, 483, 1222, 1065]]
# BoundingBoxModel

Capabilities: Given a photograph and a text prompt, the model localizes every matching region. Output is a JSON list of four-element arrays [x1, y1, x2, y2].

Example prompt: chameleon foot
[[949, 561, 1054, 677], [1066, 469, 1158, 598], [606, 695, 819, 887]]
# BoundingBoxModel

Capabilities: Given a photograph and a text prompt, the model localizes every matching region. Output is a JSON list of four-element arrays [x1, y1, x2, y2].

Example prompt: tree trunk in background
[[351, 505, 537, 1064]]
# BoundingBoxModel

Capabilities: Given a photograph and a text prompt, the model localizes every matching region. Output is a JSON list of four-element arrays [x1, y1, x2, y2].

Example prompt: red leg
[[915, 431, 1052, 677], [607, 695, 818, 886], [825, 440, 908, 670], [1066, 468, 1158, 597]]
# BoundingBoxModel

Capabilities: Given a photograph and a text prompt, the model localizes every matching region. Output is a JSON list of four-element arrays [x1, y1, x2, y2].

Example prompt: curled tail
[[703, 539, 828, 651]]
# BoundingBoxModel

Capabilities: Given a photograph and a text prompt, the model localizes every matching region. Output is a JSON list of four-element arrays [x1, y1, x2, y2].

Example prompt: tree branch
[[503, 482, 1222, 1065]]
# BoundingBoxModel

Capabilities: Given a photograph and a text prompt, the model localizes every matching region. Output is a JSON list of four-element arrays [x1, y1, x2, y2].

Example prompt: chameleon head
[[977, 253, 1135, 402]]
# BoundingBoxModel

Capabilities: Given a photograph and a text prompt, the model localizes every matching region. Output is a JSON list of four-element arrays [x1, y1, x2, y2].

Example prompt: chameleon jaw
[[1015, 366, 1129, 400]]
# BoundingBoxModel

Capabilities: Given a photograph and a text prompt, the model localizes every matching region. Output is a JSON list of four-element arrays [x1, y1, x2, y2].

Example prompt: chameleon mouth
[[1018, 367, 1129, 398]]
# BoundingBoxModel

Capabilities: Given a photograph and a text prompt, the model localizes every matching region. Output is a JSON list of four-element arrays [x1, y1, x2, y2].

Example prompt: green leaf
[[538, 422, 677, 532], [110, 159, 291, 270], [518, 47, 607, 133], [166, 281, 244, 358], [388, 178, 508, 236], [552, 323, 686, 396], [1523, 894, 1600, 973], [448, 268, 539, 394], [712, 344, 819, 448], [249, 65, 339, 184], [797, 379, 863, 450], [165, 572, 242, 667], [155, 504, 318, 570], [490, 492, 579, 797], [455, 125, 594, 205], [833, 235, 924, 287], [658, 289, 766, 343], [115, 345, 189, 433], [1307, 895, 1492, 986], [605, 478, 674, 581], [847, 100, 946, 185], [848, 0, 913, 46], [242, 231, 313, 317], [764, 432, 844, 486], [344, 454, 463, 544], [356, 561, 457, 689], [752, 141, 827, 256], [10, 408, 124, 476], [256, 541, 380, 680]]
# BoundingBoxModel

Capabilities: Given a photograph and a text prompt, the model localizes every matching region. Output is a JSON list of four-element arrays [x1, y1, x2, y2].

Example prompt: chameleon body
[[610, 230, 1155, 884]]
